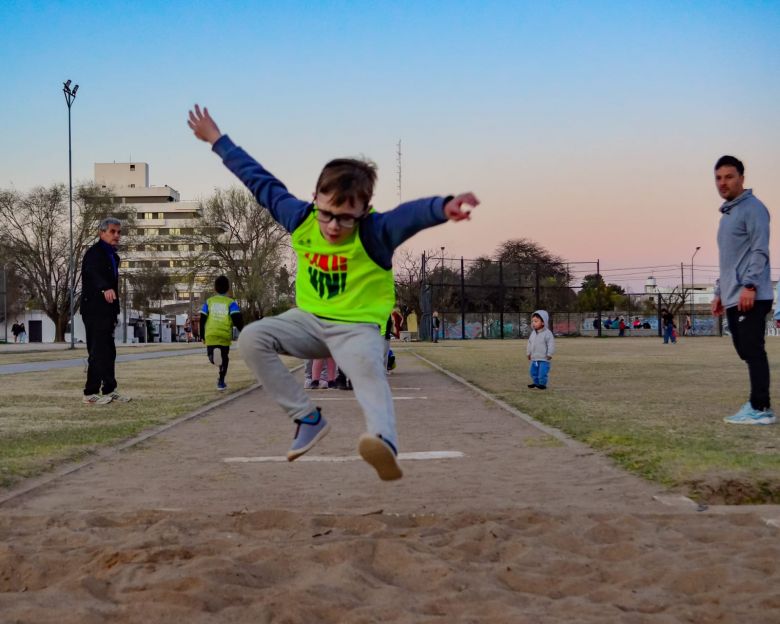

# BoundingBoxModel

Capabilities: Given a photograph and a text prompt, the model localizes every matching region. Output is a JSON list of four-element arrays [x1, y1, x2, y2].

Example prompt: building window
[[130, 184, 136, 188], [144, 212, 154, 220], [157, 212, 164, 220], [130, 164, 135, 171], [120, 261, 129, 268], [145, 228, 159, 236], [169, 228, 181, 236]]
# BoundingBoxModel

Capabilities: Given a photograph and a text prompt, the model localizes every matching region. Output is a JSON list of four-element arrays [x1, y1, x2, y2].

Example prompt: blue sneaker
[[724, 403, 777, 425], [358, 434, 403, 481], [217, 381, 227, 391], [287, 408, 330, 461]]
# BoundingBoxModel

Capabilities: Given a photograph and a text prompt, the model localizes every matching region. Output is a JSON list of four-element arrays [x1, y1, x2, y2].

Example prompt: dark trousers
[[84, 314, 117, 396], [726, 300, 772, 410], [207, 345, 230, 382]]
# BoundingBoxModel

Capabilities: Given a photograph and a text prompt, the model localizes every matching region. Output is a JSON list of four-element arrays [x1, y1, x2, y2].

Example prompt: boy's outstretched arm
[[187, 104, 311, 233], [188, 104, 222, 145]]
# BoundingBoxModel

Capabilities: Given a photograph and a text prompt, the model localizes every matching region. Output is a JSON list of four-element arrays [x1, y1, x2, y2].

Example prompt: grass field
[[402, 337, 780, 504], [0, 343, 202, 366], [0, 352, 296, 489]]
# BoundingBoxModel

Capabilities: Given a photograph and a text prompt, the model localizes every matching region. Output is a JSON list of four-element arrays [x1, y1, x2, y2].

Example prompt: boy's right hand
[[187, 104, 222, 145]]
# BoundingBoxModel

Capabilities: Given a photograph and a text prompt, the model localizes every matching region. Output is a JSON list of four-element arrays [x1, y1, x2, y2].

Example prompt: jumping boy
[[527, 310, 555, 389], [201, 275, 244, 391], [188, 105, 478, 480]]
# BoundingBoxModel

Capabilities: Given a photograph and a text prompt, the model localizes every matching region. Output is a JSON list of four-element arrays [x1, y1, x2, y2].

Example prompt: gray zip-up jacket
[[715, 189, 772, 308], [527, 310, 555, 361]]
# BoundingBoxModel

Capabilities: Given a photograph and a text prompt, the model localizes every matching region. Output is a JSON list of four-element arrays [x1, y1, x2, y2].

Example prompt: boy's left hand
[[444, 193, 479, 222]]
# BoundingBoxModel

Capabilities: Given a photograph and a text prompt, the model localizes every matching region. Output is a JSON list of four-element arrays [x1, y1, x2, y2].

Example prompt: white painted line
[[653, 495, 699, 509], [224, 450, 464, 463], [392, 387, 422, 390], [313, 396, 428, 401]]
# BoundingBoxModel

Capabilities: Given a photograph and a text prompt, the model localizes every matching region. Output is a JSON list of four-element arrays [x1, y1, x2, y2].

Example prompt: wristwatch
[[744, 284, 756, 291]]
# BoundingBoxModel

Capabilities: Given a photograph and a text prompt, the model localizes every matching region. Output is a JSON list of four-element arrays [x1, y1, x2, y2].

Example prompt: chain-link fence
[[410, 255, 729, 340]]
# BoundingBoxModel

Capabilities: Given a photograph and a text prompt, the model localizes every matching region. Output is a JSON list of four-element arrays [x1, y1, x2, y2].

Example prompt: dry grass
[[0, 343, 203, 366], [401, 337, 780, 503], [0, 351, 298, 489]]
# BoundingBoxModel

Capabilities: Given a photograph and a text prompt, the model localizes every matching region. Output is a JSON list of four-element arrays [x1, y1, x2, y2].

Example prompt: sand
[[1, 353, 779, 623]]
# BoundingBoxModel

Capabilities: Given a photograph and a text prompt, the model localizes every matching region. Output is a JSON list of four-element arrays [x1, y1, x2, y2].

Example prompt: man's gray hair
[[98, 217, 122, 231]]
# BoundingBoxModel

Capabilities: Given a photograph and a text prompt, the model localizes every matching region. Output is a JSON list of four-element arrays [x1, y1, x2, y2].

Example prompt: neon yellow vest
[[204, 294, 235, 346], [292, 211, 395, 327]]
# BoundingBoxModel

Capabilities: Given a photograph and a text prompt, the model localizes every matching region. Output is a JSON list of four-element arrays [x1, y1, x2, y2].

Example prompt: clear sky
[[2, 0, 779, 291]]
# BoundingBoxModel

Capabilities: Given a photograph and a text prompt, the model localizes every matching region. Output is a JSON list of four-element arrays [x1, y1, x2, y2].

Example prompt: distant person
[[593, 318, 601, 330], [527, 310, 555, 390], [642, 321, 652, 329], [17, 322, 26, 344], [11, 320, 20, 343], [183, 316, 193, 342], [432, 311, 441, 343], [201, 275, 244, 391], [661, 308, 676, 344], [711, 155, 775, 425], [80, 218, 129, 405], [618, 316, 626, 337], [188, 103, 478, 480], [632, 317, 641, 329], [604, 316, 613, 329], [391, 307, 403, 337]]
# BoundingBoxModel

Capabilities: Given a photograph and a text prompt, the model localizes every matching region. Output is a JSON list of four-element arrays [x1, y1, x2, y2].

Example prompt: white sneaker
[[83, 394, 112, 405], [106, 391, 132, 403]]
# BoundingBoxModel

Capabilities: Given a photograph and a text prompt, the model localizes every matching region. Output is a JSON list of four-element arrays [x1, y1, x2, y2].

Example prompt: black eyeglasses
[[314, 206, 364, 229]]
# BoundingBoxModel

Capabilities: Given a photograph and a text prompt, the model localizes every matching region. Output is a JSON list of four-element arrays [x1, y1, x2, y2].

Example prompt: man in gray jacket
[[711, 155, 776, 425]]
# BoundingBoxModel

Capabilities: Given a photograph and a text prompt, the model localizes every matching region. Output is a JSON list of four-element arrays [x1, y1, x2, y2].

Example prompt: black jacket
[[81, 241, 120, 318]]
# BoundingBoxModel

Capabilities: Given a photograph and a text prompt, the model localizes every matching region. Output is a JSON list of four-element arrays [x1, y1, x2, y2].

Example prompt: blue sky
[[2, 0, 779, 288]]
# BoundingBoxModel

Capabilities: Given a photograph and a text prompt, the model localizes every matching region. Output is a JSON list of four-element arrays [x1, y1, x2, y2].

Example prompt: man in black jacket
[[81, 218, 129, 404]]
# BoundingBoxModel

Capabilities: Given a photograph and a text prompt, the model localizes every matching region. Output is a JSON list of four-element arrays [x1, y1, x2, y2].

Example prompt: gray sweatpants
[[238, 308, 397, 448]]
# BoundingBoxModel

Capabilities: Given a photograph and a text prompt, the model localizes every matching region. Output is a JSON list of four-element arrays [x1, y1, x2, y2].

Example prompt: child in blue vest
[[201, 275, 244, 390], [188, 105, 478, 480]]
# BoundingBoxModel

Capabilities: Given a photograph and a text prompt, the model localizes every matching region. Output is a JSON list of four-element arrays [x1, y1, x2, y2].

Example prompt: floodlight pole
[[691, 246, 700, 335], [63, 80, 79, 348]]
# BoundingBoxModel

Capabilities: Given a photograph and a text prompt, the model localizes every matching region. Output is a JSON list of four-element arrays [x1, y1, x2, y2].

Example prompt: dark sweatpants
[[84, 314, 117, 396], [207, 345, 230, 383], [726, 300, 772, 410]]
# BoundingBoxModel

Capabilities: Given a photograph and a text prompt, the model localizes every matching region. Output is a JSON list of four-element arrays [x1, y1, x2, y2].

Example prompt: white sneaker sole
[[724, 416, 777, 425], [358, 434, 403, 481]]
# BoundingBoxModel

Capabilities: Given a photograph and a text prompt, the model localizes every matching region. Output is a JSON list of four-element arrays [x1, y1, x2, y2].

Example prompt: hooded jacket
[[527, 309, 555, 361], [715, 189, 772, 308]]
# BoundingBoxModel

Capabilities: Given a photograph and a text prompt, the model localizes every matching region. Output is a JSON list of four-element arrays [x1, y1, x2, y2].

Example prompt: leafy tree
[[576, 273, 627, 311], [0, 184, 121, 341]]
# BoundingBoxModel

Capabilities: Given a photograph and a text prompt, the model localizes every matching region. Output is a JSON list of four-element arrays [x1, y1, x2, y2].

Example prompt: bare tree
[[0, 184, 121, 341], [129, 263, 173, 342], [194, 187, 291, 321]]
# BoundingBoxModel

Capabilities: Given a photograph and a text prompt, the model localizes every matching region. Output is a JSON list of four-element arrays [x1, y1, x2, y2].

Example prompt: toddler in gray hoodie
[[527, 310, 555, 389]]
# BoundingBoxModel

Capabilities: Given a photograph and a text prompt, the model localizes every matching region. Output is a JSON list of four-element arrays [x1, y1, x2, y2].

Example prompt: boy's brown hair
[[315, 158, 377, 211]]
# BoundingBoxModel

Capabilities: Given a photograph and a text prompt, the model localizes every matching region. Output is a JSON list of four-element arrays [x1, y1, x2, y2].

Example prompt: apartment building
[[95, 162, 213, 313]]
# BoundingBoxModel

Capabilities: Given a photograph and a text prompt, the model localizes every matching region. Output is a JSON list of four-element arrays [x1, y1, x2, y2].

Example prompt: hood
[[533, 309, 549, 328], [720, 188, 753, 214]]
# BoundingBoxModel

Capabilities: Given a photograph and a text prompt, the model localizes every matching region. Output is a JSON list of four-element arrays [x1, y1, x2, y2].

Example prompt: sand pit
[[1, 355, 779, 622]]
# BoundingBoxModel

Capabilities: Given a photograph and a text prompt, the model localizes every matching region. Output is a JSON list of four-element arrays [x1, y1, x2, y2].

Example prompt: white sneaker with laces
[[106, 391, 132, 403], [83, 394, 112, 405]]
